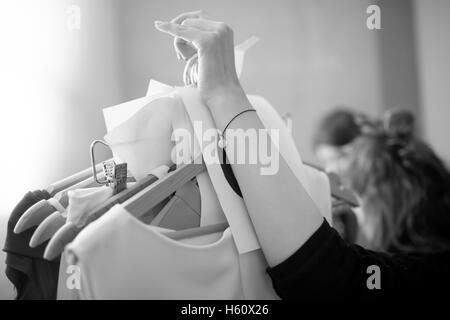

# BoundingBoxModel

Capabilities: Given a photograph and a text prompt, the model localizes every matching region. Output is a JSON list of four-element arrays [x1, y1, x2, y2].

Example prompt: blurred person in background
[[345, 109, 450, 253], [313, 108, 374, 243], [331, 199, 359, 244], [313, 108, 373, 177]]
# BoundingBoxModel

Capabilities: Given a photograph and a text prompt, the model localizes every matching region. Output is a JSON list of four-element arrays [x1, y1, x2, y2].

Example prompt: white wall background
[[414, 0, 450, 164], [0, 0, 122, 299], [115, 0, 383, 160], [0, 0, 448, 299]]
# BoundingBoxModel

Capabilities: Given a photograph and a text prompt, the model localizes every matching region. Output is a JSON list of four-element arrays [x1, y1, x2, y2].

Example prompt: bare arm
[[209, 93, 323, 266], [155, 12, 323, 267]]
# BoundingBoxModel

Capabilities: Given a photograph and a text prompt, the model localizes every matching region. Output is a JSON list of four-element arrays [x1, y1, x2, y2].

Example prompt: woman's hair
[[345, 109, 450, 253], [313, 109, 362, 148], [313, 108, 376, 148]]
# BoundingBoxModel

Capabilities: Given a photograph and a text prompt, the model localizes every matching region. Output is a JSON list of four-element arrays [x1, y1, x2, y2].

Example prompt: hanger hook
[[183, 53, 199, 86], [90, 140, 111, 185]]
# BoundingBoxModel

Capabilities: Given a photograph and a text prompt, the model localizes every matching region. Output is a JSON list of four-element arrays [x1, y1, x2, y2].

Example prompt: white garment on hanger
[[64, 165, 169, 227], [68, 89, 331, 299], [64, 37, 331, 299], [65, 187, 113, 227], [65, 204, 278, 300], [57, 251, 81, 300]]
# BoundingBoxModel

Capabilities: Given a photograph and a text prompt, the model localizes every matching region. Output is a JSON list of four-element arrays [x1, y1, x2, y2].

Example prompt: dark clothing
[[267, 219, 450, 300], [3, 190, 60, 300]]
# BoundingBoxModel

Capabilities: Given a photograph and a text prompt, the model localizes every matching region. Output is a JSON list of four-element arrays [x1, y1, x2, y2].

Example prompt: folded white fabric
[[65, 187, 113, 227], [64, 165, 170, 227], [103, 82, 173, 133], [104, 96, 181, 181]]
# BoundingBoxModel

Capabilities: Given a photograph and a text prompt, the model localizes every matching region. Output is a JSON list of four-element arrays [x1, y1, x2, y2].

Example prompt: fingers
[[175, 18, 216, 60], [171, 11, 214, 60], [155, 13, 229, 61], [155, 21, 205, 43], [170, 10, 208, 24], [181, 18, 217, 32], [156, 21, 207, 60], [170, 10, 208, 59], [175, 18, 218, 60]]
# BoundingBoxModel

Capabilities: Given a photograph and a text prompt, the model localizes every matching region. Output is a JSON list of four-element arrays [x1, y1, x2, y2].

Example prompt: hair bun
[[383, 108, 415, 140]]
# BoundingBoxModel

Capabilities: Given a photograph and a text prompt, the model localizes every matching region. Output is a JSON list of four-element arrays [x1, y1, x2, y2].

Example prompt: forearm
[[208, 91, 323, 267]]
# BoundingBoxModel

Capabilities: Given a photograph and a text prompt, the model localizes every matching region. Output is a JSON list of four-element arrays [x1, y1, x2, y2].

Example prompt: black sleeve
[[267, 219, 450, 300]]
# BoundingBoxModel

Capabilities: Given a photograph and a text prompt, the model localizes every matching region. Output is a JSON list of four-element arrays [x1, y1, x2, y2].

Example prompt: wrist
[[206, 86, 251, 127], [205, 84, 247, 111]]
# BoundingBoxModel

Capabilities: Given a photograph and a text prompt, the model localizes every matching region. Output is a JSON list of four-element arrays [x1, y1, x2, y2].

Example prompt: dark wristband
[[218, 109, 256, 149]]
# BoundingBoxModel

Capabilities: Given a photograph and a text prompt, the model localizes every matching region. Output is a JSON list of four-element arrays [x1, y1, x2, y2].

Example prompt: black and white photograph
[[0, 0, 449, 309]]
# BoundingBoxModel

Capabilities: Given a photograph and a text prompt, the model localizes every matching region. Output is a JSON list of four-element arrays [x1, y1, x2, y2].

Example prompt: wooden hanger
[[46, 160, 358, 260], [163, 160, 360, 241], [43, 158, 357, 260], [302, 161, 358, 207], [120, 158, 225, 241], [17, 141, 134, 235], [27, 175, 136, 247], [164, 160, 360, 241], [29, 212, 66, 247], [43, 164, 177, 260], [45, 162, 106, 196], [14, 171, 107, 234], [164, 222, 229, 240], [122, 160, 204, 218]]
